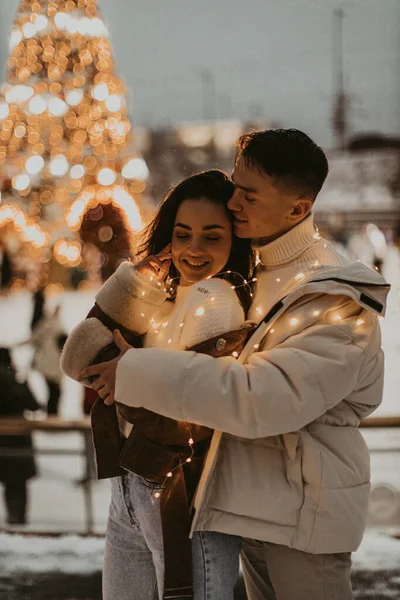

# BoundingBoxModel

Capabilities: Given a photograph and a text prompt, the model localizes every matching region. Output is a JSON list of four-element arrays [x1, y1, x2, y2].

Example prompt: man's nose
[[228, 189, 243, 212]]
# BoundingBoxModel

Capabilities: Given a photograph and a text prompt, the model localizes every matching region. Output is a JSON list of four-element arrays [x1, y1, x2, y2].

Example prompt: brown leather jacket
[[87, 303, 254, 600]]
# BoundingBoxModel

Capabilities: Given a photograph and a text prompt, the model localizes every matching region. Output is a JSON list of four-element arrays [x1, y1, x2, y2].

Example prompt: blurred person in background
[[31, 305, 66, 416], [0, 348, 40, 525]]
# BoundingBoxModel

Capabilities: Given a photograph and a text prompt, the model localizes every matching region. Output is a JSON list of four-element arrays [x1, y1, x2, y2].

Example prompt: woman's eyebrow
[[174, 223, 191, 230], [203, 225, 225, 231], [174, 223, 225, 231]]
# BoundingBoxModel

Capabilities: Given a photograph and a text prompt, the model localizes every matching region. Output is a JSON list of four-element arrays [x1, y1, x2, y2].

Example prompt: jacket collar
[[254, 214, 318, 267], [238, 262, 390, 365]]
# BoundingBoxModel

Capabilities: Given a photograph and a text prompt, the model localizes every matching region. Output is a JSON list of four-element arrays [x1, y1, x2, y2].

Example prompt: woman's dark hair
[[235, 128, 329, 202], [136, 170, 255, 312]]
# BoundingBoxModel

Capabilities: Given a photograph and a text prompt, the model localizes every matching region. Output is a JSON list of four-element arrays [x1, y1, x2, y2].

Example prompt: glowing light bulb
[[295, 273, 305, 281], [25, 155, 44, 175], [356, 319, 364, 326], [314, 260, 319, 266], [12, 174, 30, 191], [34, 15, 48, 31], [70, 164, 85, 179], [22, 22, 36, 38], [0, 103, 9, 120], [92, 83, 109, 101], [210, 297, 215, 302], [188, 438, 194, 445], [312, 310, 320, 317], [66, 89, 84, 106], [232, 351, 239, 358], [54, 12, 70, 29], [186, 458, 192, 463], [105, 95, 121, 112], [333, 314, 342, 321], [179, 323, 184, 328], [29, 95, 47, 115], [97, 167, 116, 186], [122, 157, 149, 181], [253, 344, 260, 349], [276, 278, 281, 282], [154, 492, 161, 498], [195, 307, 205, 316], [270, 328, 275, 334], [50, 155, 69, 177], [166, 472, 173, 478], [6, 85, 34, 103], [289, 318, 299, 326], [48, 97, 67, 116], [9, 30, 23, 49]]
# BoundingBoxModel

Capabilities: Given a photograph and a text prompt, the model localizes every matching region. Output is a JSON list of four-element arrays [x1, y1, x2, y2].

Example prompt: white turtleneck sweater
[[248, 213, 349, 323]]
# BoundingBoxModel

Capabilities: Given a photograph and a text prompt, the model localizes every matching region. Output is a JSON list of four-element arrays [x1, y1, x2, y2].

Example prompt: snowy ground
[[0, 531, 399, 600]]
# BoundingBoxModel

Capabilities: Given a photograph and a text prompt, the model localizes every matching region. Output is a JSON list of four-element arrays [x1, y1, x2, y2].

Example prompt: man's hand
[[78, 329, 132, 405]]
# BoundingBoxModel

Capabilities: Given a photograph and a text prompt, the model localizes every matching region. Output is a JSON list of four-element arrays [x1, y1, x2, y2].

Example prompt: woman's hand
[[78, 330, 133, 405], [135, 243, 172, 284]]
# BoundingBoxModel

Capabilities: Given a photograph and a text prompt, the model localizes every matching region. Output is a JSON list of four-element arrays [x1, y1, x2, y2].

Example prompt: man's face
[[229, 157, 311, 243]]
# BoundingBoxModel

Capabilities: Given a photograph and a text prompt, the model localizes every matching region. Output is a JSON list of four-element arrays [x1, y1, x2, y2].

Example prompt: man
[[81, 129, 389, 599]]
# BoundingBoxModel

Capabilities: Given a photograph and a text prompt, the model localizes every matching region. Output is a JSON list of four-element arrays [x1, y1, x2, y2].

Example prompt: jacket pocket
[[207, 435, 304, 527]]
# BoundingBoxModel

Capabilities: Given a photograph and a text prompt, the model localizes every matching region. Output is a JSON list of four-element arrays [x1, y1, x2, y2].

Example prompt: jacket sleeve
[[115, 318, 370, 438]]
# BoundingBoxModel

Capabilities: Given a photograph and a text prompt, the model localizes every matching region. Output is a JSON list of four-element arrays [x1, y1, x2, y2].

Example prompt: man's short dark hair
[[235, 128, 329, 202]]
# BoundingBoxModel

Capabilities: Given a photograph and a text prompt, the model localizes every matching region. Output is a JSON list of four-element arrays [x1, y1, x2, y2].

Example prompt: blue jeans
[[103, 472, 242, 600]]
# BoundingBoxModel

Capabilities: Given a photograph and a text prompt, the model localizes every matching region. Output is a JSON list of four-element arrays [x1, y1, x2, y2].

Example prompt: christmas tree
[[0, 0, 149, 288]]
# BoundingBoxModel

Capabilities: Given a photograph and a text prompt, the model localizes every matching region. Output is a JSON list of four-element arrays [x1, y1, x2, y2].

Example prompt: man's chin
[[233, 225, 252, 239]]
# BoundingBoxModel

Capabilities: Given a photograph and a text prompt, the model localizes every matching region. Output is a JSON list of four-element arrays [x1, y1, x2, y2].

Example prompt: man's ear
[[289, 199, 313, 222]]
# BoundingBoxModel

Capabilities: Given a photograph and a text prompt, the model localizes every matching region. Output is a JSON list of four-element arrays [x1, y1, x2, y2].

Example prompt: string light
[[195, 307, 205, 316], [153, 422, 195, 499], [356, 319, 364, 326], [232, 351, 239, 357], [295, 273, 305, 281], [333, 314, 342, 321], [289, 318, 299, 326], [312, 310, 320, 317]]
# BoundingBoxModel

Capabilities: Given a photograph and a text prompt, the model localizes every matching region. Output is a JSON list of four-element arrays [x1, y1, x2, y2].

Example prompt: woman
[[61, 170, 254, 599]]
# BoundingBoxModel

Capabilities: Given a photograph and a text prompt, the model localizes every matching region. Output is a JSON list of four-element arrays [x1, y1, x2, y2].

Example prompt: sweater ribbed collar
[[254, 214, 318, 267]]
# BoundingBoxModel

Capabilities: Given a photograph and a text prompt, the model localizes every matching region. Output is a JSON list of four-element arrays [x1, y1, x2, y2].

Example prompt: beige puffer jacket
[[115, 262, 390, 554]]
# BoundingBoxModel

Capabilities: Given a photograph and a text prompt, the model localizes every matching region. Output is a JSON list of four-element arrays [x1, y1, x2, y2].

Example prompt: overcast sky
[[0, 0, 399, 149]]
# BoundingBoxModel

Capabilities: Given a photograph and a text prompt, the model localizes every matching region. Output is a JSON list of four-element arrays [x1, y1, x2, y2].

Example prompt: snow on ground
[[0, 530, 399, 575]]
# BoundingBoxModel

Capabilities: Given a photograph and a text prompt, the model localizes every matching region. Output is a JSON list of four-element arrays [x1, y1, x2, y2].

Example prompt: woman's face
[[172, 198, 233, 286]]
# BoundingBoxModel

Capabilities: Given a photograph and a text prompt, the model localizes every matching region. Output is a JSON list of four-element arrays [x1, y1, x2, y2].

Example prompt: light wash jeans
[[103, 472, 242, 600]]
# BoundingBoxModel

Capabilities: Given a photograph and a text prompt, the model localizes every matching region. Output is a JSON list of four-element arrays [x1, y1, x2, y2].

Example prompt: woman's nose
[[187, 240, 204, 255]]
